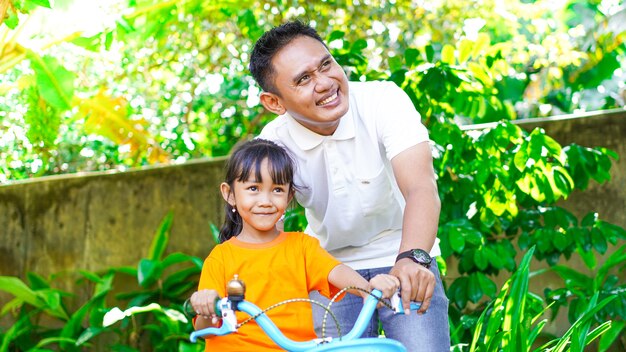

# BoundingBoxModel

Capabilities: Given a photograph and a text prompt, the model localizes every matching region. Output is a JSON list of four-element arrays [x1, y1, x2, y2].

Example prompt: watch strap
[[395, 249, 432, 268]]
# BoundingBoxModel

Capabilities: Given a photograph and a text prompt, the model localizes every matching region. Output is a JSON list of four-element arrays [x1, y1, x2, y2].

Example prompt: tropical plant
[[102, 211, 203, 350], [0, 271, 114, 351], [0, 211, 203, 351], [454, 247, 616, 352]]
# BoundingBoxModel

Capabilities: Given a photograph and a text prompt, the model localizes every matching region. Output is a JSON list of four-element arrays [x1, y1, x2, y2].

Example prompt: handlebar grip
[[397, 300, 422, 313], [214, 296, 222, 316], [390, 292, 422, 314]]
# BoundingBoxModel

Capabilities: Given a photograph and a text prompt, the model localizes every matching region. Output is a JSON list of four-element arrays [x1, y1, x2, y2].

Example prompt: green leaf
[[458, 39, 473, 63], [464, 227, 484, 245], [477, 273, 496, 298], [328, 30, 345, 42], [468, 274, 483, 303], [137, 259, 163, 288], [449, 227, 466, 253], [591, 227, 608, 254], [474, 248, 489, 270], [148, 211, 174, 261], [26, 0, 51, 8], [26, 51, 75, 110], [425, 45, 435, 62], [404, 48, 420, 67], [26, 272, 51, 290], [549, 265, 592, 288], [552, 167, 574, 197], [552, 231, 571, 251], [502, 247, 534, 351], [76, 327, 106, 346], [388, 56, 403, 73], [553, 294, 616, 351], [473, 33, 491, 57], [350, 39, 368, 53], [442, 44, 455, 65], [34, 337, 78, 349], [161, 252, 198, 268], [513, 146, 529, 172], [0, 276, 44, 308], [71, 33, 105, 52], [599, 320, 625, 352], [576, 242, 597, 270], [485, 246, 505, 269], [61, 273, 112, 344], [581, 212, 598, 227], [210, 222, 220, 244], [4, 11, 19, 29]]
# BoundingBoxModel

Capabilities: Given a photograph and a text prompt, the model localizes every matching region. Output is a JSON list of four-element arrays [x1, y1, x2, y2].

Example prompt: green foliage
[[541, 244, 626, 349], [461, 247, 616, 352], [1, 0, 626, 350], [0, 212, 203, 351], [1, 0, 625, 180], [0, 271, 114, 351], [1, 0, 51, 29]]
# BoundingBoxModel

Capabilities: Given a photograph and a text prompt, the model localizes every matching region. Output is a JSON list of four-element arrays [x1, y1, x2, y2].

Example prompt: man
[[251, 20, 450, 351]]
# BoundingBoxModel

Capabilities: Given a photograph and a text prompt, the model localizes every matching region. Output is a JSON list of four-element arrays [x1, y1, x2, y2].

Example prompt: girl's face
[[221, 158, 291, 242]]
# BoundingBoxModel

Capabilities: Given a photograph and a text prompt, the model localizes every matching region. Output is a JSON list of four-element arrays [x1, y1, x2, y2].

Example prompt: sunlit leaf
[[442, 44, 456, 65], [27, 51, 75, 110], [26, 0, 51, 8], [458, 38, 473, 63], [77, 91, 171, 164]]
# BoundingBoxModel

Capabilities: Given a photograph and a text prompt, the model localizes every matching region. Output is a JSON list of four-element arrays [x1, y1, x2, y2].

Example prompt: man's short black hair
[[249, 20, 327, 94]]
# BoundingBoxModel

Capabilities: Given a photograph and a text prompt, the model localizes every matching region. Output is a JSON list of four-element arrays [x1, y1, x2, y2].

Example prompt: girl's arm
[[327, 264, 399, 299]]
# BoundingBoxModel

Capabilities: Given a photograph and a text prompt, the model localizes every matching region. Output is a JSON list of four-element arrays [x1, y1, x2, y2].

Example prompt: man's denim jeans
[[310, 261, 450, 352]]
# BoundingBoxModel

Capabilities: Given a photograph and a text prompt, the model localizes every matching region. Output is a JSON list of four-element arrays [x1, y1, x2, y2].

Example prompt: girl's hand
[[190, 289, 220, 326], [368, 274, 400, 299]]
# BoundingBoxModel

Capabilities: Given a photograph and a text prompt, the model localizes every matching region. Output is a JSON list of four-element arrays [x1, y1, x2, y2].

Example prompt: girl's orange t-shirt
[[197, 232, 342, 351]]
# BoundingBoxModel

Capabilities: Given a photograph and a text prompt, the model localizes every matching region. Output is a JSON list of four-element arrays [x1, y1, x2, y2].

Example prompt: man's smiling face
[[265, 35, 350, 136]]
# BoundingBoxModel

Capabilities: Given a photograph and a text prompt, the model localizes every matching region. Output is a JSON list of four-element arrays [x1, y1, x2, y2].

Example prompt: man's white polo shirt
[[259, 81, 441, 269]]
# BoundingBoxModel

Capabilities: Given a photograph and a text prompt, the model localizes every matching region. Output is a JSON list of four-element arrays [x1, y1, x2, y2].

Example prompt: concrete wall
[[0, 157, 227, 280], [1, 108, 625, 344]]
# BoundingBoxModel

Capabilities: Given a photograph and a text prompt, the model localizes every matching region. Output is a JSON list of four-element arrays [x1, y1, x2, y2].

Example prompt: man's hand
[[389, 258, 435, 315]]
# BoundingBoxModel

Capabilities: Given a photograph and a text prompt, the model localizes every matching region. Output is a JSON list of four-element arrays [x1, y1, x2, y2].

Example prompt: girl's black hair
[[219, 139, 296, 242]]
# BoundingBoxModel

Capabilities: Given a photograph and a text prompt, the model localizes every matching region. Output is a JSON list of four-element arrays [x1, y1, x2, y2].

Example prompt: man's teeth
[[318, 92, 337, 106]]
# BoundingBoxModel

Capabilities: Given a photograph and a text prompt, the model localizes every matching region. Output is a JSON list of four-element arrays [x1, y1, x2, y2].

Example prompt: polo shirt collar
[[286, 108, 355, 151]]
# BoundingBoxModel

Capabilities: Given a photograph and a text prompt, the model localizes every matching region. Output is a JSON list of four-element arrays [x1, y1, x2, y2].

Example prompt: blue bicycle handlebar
[[190, 289, 420, 351]]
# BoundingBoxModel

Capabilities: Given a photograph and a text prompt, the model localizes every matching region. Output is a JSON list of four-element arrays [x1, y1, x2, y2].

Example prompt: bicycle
[[187, 275, 421, 351]]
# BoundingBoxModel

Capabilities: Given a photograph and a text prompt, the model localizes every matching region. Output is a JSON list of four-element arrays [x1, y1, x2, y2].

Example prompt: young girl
[[189, 139, 400, 351]]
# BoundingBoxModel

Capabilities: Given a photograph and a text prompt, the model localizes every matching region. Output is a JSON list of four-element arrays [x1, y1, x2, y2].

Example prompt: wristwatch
[[395, 248, 432, 268]]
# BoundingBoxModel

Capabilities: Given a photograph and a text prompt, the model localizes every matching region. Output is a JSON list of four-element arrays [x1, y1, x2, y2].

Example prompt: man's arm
[[389, 141, 441, 314]]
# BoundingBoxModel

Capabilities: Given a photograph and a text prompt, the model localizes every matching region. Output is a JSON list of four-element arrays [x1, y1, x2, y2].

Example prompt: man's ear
[[260, 91, 286, 115], [220, 183, 234, 205]]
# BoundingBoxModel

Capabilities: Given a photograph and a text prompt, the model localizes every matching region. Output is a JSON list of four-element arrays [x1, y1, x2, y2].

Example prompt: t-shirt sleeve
[[372, 81, 430, 160], [198, 246, 227, 298], [301, 234, 343, 299]]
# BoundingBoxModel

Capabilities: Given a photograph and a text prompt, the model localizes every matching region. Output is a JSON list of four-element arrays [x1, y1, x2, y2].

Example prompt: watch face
[[411, 249, 431, 264]]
